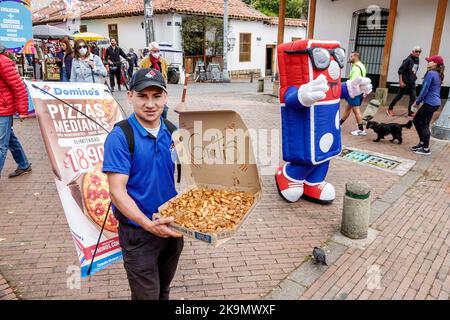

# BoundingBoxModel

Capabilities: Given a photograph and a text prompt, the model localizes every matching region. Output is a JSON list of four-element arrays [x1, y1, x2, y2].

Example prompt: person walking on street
[[127, 48, 138, 78], [410, 56, 445, 156], [56, 38, 73, 82], [387, 46, 422, 117], [0, 43, 32, 178], [139, 42, 169, 81], [105, 38, 128, 92], [70, 40, 107, 83], [142, 47, 149, 60], [103, 68, 183, 300], [340, 51, 368, 136]]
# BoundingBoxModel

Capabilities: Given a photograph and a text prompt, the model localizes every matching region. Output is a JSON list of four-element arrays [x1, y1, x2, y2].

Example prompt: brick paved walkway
[[297, 143, 450, 300], [0, 81, 442, 299], [0, 273, 17, 300]]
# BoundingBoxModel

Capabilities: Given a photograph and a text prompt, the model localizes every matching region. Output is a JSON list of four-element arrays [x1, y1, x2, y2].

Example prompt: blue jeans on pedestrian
[[60, 67, 69, 82], [0, 116, 30, 177]]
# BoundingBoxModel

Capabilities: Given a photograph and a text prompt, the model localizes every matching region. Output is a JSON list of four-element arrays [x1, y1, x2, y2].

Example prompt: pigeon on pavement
[[312, 247, 328, 266]]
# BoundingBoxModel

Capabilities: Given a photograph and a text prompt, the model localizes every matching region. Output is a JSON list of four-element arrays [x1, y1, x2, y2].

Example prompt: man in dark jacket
[[0, 43, 32, 178], [387, 46, 421, 117], [127, 48, 138, 78], [105, 38, 128, 92]]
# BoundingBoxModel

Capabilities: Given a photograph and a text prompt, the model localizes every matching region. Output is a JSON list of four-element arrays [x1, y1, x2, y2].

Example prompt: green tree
[[181, 17, 223, 56], [253, 0, 308, 19]]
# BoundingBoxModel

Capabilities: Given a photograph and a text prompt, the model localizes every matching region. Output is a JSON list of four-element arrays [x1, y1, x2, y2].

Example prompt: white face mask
[[79, 48, 88, 56], [151, 52, 160, 59]]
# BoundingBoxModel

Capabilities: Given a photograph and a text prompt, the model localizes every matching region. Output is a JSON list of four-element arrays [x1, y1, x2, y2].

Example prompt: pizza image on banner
[[82, 163, 118, 233], [26, 81, 124, 277]]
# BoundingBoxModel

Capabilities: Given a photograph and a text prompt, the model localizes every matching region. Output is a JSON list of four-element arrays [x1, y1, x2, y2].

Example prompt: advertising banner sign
[[0, 0, 34, 53], [26, 81, 124, 277]]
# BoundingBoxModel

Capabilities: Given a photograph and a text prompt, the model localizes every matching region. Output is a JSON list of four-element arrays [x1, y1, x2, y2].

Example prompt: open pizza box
[[154, 107, 262, 247]]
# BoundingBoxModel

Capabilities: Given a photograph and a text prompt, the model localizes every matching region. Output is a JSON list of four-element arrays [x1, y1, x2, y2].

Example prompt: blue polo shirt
[[102, 113, 177, 227]]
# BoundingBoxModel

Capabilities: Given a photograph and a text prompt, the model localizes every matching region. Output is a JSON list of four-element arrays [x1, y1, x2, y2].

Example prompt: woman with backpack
[[70, 39, 106, 83]]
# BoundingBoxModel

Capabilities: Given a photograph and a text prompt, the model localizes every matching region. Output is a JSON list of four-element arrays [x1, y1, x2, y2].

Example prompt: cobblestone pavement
[[0, 80, 445, 299], [297, 143, 450, 300], [0, 273, 17, 300]]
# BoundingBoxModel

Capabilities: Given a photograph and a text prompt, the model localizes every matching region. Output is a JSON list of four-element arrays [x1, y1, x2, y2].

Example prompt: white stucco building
[[307, 0, 449, 96], [32, 0, 306, 77]]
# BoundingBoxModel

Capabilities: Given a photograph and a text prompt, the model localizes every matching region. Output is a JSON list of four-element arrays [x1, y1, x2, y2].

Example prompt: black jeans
[[388, 84, 417, 113], [109, 66, 122, 89], [118, 223, 184, 300], [128, 65, 134, 78], [412, 103, 438, 149]]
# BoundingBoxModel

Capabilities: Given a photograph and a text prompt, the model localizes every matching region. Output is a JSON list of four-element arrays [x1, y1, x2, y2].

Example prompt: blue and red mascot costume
[[275, 39, 372, 204]]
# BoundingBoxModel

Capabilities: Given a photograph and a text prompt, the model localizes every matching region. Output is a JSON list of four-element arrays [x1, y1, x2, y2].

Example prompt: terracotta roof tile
[[160, 0, 268, 20], [82, 0, 146, 19], [33, 0, 270, 24]]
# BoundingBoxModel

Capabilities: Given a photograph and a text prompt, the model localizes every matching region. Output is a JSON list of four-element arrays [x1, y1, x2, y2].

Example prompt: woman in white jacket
[[70, 39, 106, 83]]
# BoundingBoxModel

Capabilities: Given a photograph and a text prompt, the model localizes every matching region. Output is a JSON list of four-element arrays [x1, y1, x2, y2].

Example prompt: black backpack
[[114, 119, 181, 183]]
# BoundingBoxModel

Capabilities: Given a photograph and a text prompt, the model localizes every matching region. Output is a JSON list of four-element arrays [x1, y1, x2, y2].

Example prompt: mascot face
[[278, 40, 346, 102]]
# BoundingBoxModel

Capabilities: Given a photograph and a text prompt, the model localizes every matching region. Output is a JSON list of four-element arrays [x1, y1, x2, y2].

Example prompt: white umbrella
[[33, 25, 72, 40]]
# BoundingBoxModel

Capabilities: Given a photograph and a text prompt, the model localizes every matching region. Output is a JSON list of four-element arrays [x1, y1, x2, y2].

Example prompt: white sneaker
[[351, 130, 367, 136]]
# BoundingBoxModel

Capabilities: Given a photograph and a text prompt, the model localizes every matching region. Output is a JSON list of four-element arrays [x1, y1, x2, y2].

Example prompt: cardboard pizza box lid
[[173, 108, 262, 194]]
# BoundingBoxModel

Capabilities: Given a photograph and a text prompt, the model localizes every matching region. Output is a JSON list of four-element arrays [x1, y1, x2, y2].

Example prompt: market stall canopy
[[73, 32, 106, 42], [32, 25, 72, 40], [159, 42, 183, 53]]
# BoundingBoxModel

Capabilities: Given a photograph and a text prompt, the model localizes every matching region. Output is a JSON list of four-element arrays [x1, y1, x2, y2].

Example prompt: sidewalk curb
[[264, 140, 448, 300]]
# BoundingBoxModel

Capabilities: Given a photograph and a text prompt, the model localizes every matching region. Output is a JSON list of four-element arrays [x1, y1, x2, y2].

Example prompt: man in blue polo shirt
[[103, 68, 183, 300]]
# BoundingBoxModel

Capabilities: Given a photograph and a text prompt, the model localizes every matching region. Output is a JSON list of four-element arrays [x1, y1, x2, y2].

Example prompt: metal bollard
[[362, 99, 381, 124], [375, 87, 388, 106], [250, 72, 254, 83], [341, 181, 371, 239], [431, 99, 450, 140], [257, 77, 264, 92]]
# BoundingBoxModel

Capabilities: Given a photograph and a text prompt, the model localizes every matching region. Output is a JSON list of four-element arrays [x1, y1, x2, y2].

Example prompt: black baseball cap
[[129, 68, 167, 93]]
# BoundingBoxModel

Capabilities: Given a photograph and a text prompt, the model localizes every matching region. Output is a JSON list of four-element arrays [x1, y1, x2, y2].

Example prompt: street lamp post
[[144, 0, 155, 46], [222, 0, 230, 82]]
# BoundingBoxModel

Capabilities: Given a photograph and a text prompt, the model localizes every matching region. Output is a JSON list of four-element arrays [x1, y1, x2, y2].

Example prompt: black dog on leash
[[366, 120, 413, 144]]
